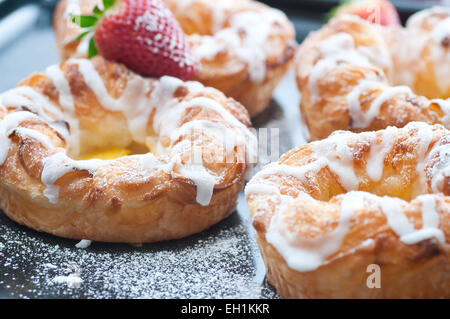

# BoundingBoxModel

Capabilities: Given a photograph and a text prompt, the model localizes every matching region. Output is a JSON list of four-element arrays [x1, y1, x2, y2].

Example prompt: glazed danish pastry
[[0, 56, 257, 243], [296, 7, 450, 140], [246, 123, 449, 298], [54, 0, 297, 116]]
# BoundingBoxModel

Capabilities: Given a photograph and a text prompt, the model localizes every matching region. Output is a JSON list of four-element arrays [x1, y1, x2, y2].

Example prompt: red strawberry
[[330, 0, 401, 26], [71, 0, 198, 80]]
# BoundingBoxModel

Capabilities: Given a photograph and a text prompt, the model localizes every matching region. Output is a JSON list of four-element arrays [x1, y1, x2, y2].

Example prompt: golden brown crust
[[53, 0, 297, 117], [257, 234, 450, 298], [246, 123, 450, 298], [296, 13, 450, 141], [0, 56, 255, 243]]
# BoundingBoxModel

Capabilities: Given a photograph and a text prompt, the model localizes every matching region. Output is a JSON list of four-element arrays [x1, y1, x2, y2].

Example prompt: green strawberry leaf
[[93, 5, 103, 18], [74, 30, 91, 42], [88, 37, 99, 58], [103, 0, 116, 11], [71, 0, 117, 59], [71, 14, 98, 28]]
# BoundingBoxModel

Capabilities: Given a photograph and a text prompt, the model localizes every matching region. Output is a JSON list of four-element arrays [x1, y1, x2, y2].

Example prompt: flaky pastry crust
[[246, 123, 450, 298], [54, 0, 297, 117]]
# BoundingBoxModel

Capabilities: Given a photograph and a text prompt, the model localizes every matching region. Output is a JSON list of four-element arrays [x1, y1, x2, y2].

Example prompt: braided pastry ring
[[296, 8, 450, 141], [54, 0, 297, 117], [246, 123, 449, 298], [0, 56, 256, 243]]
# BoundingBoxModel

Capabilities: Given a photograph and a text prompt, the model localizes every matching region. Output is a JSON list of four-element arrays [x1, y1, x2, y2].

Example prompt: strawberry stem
[[71, 0, 117, 58]]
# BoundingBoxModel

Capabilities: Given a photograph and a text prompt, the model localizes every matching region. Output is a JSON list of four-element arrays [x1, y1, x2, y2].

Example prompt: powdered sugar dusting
[[0, 209, 277, 298]]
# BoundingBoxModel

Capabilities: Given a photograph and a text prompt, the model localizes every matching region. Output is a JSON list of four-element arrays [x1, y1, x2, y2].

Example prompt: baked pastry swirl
[[246, 122, 449, 298], [0, 56, 257, 243], [54, 0, 297, 116], [296, 7, 450, 140]]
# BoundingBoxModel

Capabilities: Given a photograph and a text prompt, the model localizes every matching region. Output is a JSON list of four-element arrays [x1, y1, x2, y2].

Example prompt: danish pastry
[[296, 8, 450, 140], [0, 56, 257, 243], [246, 122, 450, 298]]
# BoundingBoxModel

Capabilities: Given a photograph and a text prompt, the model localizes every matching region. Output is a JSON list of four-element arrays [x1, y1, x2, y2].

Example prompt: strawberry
[[329, 0, 401, 26], [71, 0, 198, 80]]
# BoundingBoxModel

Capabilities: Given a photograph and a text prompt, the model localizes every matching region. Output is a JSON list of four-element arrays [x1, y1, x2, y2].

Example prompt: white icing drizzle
[[13, 127, 54, 150], [409, 194, 445, 244], [308, 31, 391, 104], [192, 8, 287, 83], [311, 132, 359, 190], [46, 65, 74, 112], [178, 163, 219, 206], [247, 131, 360, 194], [45, 64, 81, 156], [41, 152, 105, 204], [69, 59, 136, 112], [173, 119, 246, 165], [0, 86, 62, 121], [366, 126, 396, 181], [266, 192, 362, 272], [0, 111, 38, 164], [244, 183, 280, 196], [380, 196, 416, 240], [153, 94, 257, 166], [348, 82, 412, 129], [387, 28, 429, 88], [427, 135, 450, 193], [265, 191, 446, 272], [413, 122, 435, 186], [0, 59, 256, 206], [381, 195, 445, 244], [257, 160, 327, 181], [248, 123, 440, 200]]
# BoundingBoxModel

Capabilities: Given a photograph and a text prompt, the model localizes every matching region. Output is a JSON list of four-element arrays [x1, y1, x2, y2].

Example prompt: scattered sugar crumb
[[75, 240, 92, 249], [43, 263, 58, 269], [52, 274, 82, 289]]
